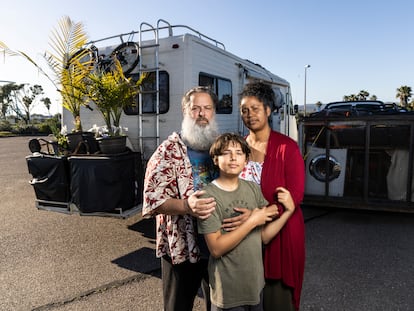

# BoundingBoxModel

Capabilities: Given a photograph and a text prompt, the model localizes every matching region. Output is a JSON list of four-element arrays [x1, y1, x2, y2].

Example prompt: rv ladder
[[136, 20, 169, 158]]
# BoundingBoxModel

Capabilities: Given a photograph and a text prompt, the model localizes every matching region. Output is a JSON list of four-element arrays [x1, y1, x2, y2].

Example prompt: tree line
[[0, 82, 52, 124], [313, 86, 413, 111]]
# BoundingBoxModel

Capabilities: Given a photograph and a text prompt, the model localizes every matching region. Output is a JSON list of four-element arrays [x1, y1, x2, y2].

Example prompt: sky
[[1, 0, 414, 115]]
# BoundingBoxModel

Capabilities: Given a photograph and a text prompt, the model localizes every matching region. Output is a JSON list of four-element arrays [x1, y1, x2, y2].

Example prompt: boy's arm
[[221, 203, 278, 232], [205, 207, 273, 258], [262, 187, 295, 244]]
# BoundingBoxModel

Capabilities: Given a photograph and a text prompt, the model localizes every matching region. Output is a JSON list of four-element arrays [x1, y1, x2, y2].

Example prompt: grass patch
[[0, 131, 16, 137]]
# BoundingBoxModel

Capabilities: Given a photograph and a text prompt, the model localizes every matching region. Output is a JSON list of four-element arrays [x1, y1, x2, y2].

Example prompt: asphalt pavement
[[1, 136, 413, 311]]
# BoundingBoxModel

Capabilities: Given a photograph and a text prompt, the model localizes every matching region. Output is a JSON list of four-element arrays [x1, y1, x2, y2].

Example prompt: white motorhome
[[63, 19, 297, 161]]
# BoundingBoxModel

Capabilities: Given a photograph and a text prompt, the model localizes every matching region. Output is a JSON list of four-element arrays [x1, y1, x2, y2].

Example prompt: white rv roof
[[87, 20, 289, 88]]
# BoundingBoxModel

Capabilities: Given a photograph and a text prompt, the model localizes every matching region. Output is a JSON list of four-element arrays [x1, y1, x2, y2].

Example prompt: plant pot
[[66, 132, 99, 154], [97, 135, 127, 154], [66, 132, 83, 152], [81, 132, 99, 154]]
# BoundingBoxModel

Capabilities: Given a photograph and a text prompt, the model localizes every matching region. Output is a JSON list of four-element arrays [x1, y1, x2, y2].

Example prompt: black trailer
[[298, 101, 414, 213]]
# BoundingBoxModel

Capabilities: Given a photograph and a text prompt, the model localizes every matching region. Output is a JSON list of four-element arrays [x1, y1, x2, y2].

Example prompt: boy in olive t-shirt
[[197, 133, 295, 310]]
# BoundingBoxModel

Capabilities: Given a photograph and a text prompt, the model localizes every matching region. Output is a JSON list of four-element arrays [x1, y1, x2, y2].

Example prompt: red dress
[[260, 131, 306, 310]]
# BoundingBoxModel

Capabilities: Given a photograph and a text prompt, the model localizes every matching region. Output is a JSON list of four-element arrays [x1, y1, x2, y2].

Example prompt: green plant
[[0, 120, 12, 132], [45, 116, 68, 152], [85, 59, 146, 136], [44, 16, 93, 132], [37, 122, 52, 134]]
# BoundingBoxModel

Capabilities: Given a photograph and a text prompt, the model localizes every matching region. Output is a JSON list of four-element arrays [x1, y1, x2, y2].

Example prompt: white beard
[[181, 115, 219, 151]]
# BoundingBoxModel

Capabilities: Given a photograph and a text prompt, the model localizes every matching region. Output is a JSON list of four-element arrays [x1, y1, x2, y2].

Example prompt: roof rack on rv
[[86, 19, 226, 50]]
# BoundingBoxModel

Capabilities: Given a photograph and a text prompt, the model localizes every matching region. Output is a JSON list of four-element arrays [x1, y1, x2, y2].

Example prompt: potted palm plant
[[46, 17, 96, 151], [85, 58, 146, 153]]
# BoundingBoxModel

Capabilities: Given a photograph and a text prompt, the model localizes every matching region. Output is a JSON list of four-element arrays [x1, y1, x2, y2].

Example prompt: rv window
[[199, 73, 232, 114], [273, 87, 285, 111], [124, 71, 170, 115]]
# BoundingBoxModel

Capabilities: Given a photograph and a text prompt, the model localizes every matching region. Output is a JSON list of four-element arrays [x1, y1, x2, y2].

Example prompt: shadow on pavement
[[111, 217, 160, 277], [128, 217, 156, 240], [112, 247, 161, 278]]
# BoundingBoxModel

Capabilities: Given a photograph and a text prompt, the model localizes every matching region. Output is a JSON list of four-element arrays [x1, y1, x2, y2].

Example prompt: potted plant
[[85, 58, 146, 153], [45, 17, 97, 152]]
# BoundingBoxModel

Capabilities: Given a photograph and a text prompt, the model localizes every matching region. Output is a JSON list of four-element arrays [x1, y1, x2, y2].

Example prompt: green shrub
[[12, 123, 39, 135], [37, 122, 52, 134], [0, 120, 12, 132]]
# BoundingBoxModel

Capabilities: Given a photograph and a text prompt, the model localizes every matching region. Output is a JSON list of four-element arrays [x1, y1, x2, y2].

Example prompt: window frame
[[199, 72, 233, 114]]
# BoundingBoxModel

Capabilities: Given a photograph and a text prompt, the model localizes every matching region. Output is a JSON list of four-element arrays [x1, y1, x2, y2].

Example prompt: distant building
[[31, 114, 52, 122]]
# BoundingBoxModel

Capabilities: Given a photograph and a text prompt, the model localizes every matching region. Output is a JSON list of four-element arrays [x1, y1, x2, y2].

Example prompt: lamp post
[[304, 64, 311, 116]]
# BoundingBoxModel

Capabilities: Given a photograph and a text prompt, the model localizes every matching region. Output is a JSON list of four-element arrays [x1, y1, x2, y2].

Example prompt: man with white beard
[[143, 86, 247, 311]]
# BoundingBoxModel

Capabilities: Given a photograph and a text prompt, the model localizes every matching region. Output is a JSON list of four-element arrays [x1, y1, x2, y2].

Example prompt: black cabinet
[[69, 152, 138, 213], [26, 154, 71, 206]]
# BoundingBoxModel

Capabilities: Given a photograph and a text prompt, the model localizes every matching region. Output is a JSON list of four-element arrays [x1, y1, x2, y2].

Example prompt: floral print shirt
[[240, 160, 263, 185], [142, 132, 200, 264]]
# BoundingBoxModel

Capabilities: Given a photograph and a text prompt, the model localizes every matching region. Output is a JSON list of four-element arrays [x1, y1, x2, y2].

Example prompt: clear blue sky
[[1, 0, 413, 114]]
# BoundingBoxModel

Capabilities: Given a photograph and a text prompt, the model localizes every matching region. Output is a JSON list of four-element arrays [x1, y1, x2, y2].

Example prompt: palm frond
[[0, 41, 20, 57]]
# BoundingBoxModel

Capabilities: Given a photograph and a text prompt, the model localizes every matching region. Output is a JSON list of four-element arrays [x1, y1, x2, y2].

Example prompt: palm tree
[[396, 85, 412, 108], [343, 94, 358, 101], [42, 16, 94, 132], [357, 90, 369, 101], [41, 97, 52, 116], [315, 101, 323, 111], [408, 99, 414, 111]]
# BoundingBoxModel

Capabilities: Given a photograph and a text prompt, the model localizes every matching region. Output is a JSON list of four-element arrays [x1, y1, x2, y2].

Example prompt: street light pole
[[304, 64, 311, 116]]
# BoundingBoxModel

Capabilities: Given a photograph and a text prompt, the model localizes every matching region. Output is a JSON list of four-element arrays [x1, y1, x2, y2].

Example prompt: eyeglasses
[[190, 105, 213, 114]]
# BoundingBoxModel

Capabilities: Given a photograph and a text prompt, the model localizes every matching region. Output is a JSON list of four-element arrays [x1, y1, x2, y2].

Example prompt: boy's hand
[[248, 207, 274, 226], [265, 204, 279, 219]]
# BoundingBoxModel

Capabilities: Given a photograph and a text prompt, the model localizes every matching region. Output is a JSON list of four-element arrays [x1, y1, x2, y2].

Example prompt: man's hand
[[221, 207, 252, 231], [187, 190, 216, 220]]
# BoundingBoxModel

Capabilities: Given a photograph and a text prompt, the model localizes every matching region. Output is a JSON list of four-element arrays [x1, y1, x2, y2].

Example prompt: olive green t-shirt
[[197, 179, 268, 309]]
